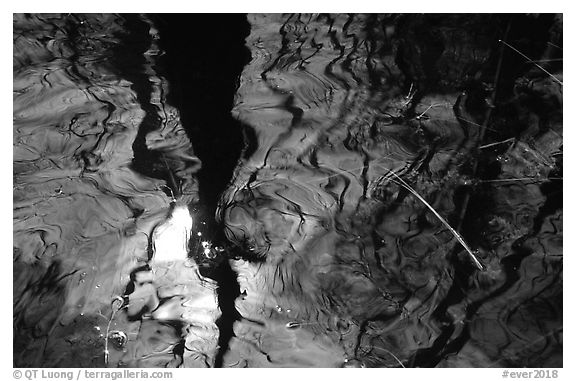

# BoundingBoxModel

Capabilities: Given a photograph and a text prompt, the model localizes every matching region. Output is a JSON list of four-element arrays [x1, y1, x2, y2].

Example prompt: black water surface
[[150, 14, 251, 367], [13, 13, 563, 368], [152, 14, 251, 223]]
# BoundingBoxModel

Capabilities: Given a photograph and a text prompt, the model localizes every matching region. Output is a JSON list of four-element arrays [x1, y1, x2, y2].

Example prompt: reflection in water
[[13, 13, 215, 367], [13, 13, 562, 368], [218, 14, 562, 367]]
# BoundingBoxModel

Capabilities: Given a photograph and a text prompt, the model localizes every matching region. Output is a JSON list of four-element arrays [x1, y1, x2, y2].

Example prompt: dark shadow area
[[150, 14, 251, 367], [393, 13, 563, 367], [199, 258, 242, 367], [151, 14, 251, 228]]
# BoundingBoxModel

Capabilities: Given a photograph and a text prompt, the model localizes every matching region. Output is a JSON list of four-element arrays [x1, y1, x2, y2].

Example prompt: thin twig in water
[[104, 296, 125, 365], [416, 103, 451, 119], [375, 165, 484, 271], [456, 22, 510, 234], [403, 82, 416, 107], [308, 156, 484, 270], [526, 58, 563, 64], [499, 40, 563, 85], [479, 138, 516, 150], [371, 346, 406, 368]]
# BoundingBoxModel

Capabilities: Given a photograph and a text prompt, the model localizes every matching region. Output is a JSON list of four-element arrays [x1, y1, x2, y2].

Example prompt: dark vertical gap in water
[[205, 259, 242, 367], [150, 14, 251, 367], [151, 14, 250, 222]]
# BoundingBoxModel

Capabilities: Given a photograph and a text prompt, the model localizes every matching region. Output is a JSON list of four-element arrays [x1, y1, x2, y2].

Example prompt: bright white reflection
[[201, 241, 212, 257], [152, 205, 193, 262]]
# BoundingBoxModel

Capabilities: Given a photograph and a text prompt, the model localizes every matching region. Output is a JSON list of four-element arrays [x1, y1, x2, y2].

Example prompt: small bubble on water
[[108, 330, 128, 349]]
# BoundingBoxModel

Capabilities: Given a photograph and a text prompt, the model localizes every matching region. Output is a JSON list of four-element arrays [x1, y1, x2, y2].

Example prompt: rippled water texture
[[14, 13, 562, 368], [14, 14, 214, 367]]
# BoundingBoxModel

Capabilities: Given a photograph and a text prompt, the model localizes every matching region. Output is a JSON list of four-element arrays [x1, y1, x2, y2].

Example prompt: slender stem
[[104, 310, 116, 365], [416, 103, 450, 119], [499, 39, 563, 85], [378, 166, 484, 271], [371, 346, 406, 368], [527, 58, 563, 63], [479, 138, 515, 150], [456, 21, 511, 233], [104, 296, 124, 365]]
